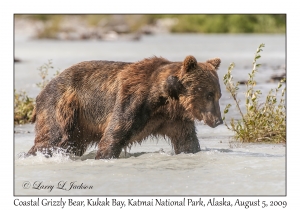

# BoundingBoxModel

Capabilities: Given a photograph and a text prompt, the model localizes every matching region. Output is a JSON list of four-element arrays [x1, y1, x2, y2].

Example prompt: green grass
[[14, 90, 35, 124], [15, 14, 286, 35], [223, 44, 286, 143], [14, 60, 60, 125], [162, 14, 286, 33]]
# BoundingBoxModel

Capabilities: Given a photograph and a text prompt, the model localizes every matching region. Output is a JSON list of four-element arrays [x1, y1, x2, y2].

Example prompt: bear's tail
[[30, 107, 36, 123]]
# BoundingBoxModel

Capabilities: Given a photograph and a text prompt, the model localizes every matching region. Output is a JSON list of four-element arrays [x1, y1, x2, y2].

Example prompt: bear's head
[[165, 55, 223, 128]]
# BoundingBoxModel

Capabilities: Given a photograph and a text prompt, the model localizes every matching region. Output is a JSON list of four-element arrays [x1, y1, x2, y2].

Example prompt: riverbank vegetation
[[15, 14, 285, 40], [14, 60, 59, 124], [14, 90, 35, 124], [223, 44, 286, 143], [151, 14, 286, 33]]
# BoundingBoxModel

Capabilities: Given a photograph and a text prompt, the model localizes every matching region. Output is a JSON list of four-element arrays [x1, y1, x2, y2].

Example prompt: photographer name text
[[22, 181, 93, 192]]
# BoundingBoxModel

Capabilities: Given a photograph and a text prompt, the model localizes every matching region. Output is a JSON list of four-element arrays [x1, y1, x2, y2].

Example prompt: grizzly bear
[[27, 55, 223, 159]]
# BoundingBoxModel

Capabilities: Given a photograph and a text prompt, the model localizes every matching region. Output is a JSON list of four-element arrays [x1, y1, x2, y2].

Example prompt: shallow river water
[[14, 34, 285, 196]]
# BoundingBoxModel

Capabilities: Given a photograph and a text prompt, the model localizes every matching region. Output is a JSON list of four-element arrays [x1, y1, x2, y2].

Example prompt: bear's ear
[[207, 58, 221, 69], [182, 55, 197, 75], [164, 75, 183, 100]]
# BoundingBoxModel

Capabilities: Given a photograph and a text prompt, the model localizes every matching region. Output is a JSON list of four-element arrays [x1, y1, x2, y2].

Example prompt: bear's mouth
[[201, 114, 223, 128]]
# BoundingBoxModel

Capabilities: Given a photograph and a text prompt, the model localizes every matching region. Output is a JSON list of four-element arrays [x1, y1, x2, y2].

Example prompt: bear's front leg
[[157, 120, 200, 154], [175, 131, 200, 154]]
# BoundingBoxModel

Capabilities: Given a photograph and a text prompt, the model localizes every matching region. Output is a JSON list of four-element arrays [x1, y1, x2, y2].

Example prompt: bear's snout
[[202, 113, 223, 128], [213, 118, 223, 128]]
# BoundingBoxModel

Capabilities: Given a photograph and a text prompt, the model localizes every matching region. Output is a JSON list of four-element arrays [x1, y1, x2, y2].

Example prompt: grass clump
[[223, 44, 286, 143], [14, 90, 35, 124], [36, 59, 60, 89], [14, 60, 60, 125]]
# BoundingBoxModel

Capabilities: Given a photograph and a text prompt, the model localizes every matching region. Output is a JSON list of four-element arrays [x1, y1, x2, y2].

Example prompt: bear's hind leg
[[95, 133, 124, 159], [26, 109, 59, 157], [55, 88, 86, 156]]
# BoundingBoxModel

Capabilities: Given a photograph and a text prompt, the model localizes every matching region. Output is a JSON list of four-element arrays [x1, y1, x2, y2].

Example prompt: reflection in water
[[15, 124, 285, 196]]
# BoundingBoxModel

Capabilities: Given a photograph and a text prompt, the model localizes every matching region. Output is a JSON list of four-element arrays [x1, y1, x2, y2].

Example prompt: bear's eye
[[207, 92, 214, 100]]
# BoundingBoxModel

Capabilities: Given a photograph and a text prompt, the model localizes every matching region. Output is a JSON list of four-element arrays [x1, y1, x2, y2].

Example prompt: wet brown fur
[[28, 56, 223, 159]]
